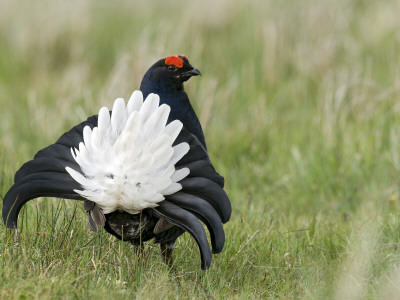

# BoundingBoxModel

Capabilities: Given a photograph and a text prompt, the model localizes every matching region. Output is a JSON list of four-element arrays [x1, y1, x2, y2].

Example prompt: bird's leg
[[131, 242, 144, 258], [160, 241, 175, 267]]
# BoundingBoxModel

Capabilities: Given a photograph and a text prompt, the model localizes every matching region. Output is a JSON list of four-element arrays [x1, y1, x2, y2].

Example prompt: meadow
[[1, 0, 400, 298]]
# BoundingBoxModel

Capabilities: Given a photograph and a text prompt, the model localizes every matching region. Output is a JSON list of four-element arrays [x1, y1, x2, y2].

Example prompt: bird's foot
[[131, 243, 144, 257], [160, 241, 175, 267]]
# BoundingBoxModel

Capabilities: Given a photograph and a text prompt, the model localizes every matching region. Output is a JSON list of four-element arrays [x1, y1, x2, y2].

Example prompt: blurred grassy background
[[1, 0, 400, 298]]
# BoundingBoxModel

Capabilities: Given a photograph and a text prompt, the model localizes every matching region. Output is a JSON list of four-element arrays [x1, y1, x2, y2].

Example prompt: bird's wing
[[83, 200, 106, 232]]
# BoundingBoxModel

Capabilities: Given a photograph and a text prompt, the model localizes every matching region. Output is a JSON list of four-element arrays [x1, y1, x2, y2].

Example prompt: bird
[[2, 55, 231, 270]]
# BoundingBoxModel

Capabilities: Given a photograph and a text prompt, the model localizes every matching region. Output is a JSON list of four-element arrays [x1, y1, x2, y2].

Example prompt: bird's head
[[140, 55, 201, 94]]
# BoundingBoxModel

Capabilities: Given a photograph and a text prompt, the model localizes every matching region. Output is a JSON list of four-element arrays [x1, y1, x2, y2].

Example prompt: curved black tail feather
[[153, 201, 212, 270], [3, 116, 100, 229], [3, 176, 84, 228], [166, 192, 225, 254], [180, 177, 231, 224]]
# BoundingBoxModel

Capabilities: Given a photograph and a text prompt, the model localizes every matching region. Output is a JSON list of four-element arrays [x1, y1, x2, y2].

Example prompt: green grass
[[1, 0, 400, 298]]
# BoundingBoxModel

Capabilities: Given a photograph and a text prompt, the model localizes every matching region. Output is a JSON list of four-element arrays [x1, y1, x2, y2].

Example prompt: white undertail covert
[[66, 91, 190, 214]]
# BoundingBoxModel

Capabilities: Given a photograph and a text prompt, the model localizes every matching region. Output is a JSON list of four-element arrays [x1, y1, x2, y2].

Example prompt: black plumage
[[2, 55, 231, 270]]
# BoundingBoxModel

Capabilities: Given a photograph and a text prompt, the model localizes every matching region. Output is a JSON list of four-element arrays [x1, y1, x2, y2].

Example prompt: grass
[[1, 0, 400, 298]]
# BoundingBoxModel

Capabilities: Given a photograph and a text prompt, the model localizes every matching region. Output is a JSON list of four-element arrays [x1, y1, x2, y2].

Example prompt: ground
[[1, 0, 400, 299]]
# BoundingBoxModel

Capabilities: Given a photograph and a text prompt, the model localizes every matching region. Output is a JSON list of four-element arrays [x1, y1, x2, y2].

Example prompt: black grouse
[[2, 55, 231, 270]]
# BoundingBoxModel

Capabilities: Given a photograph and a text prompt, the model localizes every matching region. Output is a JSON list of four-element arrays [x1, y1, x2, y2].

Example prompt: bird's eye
[[168, 65, 177, 71]]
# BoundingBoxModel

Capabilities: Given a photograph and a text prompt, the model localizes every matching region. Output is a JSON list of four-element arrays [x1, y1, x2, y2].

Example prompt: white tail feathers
[[66, 91, 190, 214]]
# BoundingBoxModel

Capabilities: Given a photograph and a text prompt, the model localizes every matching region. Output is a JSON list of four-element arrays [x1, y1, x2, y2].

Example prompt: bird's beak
[[180, 67, 201, 79], [188, 67, 201, 76]]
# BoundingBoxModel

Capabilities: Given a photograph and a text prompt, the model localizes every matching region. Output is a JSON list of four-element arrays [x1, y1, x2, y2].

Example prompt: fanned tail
[[2, 90, 232, 270]]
